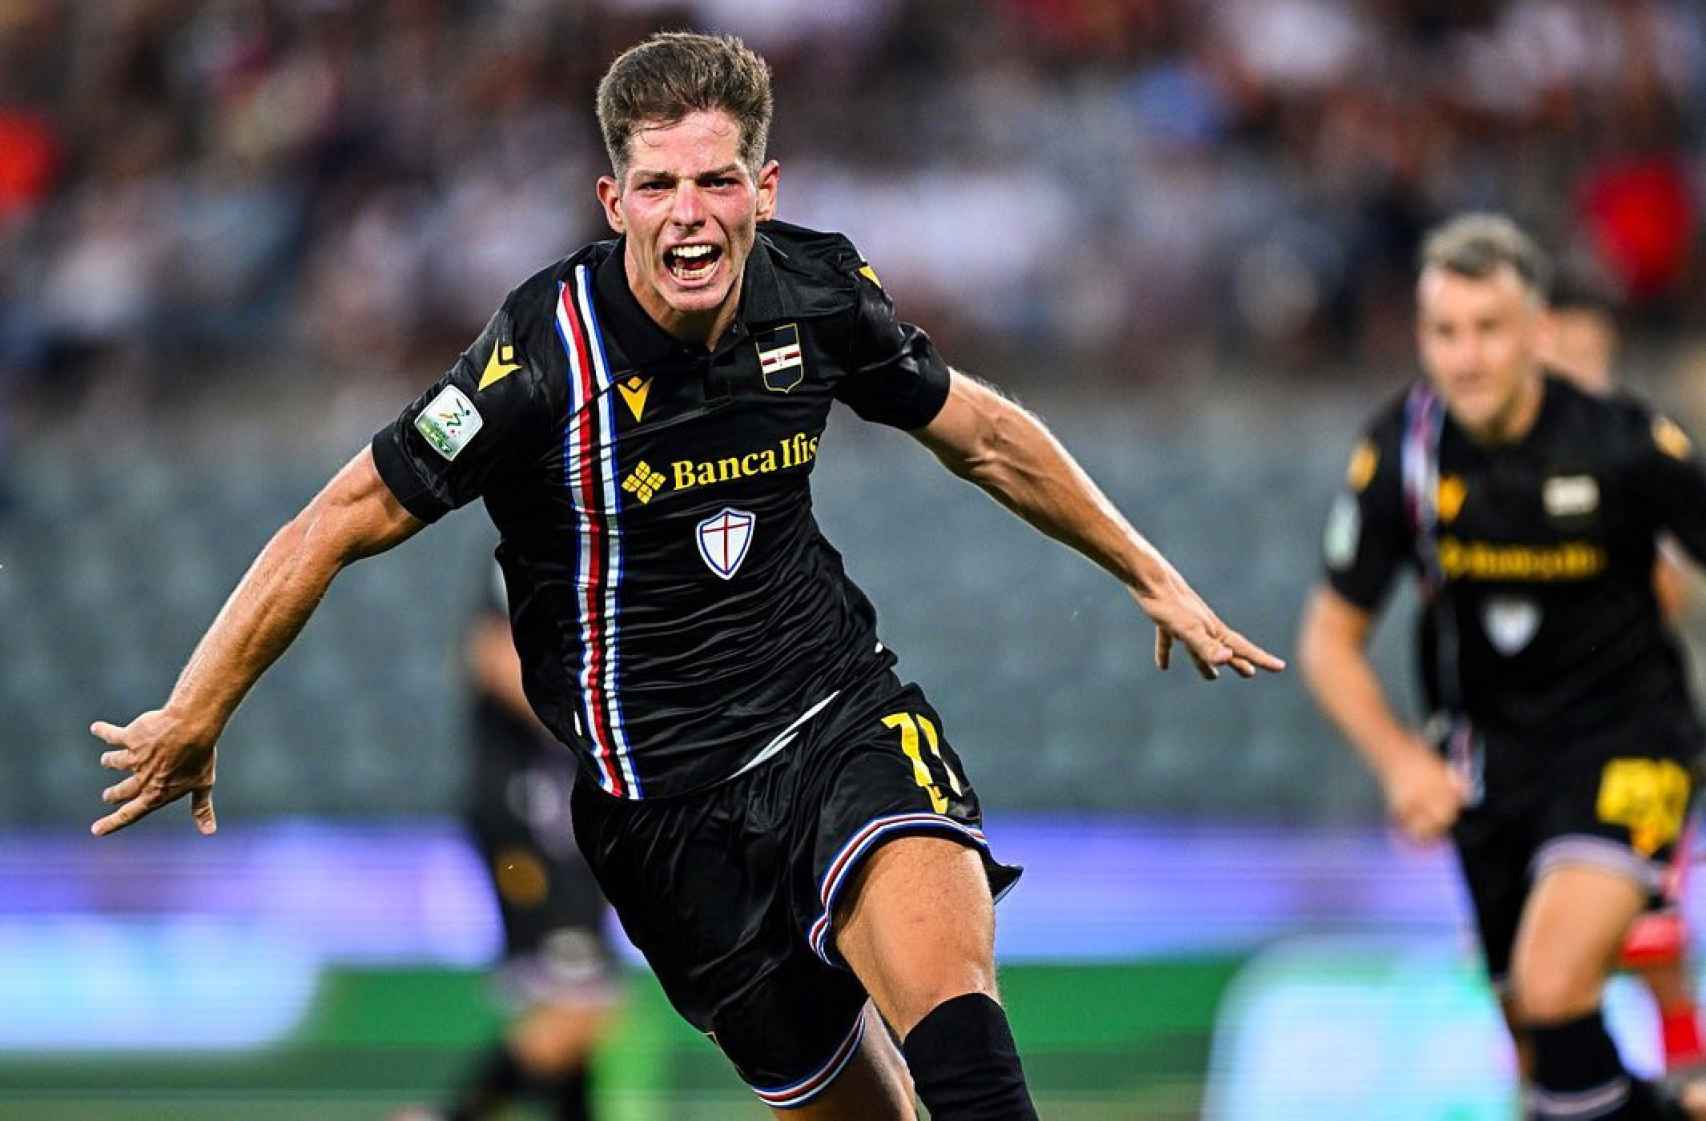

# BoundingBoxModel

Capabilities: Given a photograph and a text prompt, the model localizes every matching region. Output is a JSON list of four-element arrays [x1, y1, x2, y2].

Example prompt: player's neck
[[625, 256, 743, 351], [1465, 368, 1546, 445]]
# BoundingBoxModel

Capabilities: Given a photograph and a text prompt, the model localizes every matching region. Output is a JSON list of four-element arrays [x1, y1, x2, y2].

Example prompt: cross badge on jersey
[[696, 508, 756, 580]]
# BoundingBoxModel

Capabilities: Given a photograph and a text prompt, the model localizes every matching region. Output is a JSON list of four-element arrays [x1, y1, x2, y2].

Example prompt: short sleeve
[[1323, 424, 1411, 612], [371, 306, 552, 523], [1629, 408, 1706, 566], [833, 262, 952, 430]]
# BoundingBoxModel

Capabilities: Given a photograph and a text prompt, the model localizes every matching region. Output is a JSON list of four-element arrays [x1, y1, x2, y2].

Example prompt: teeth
[[673, 245, 714, 259]]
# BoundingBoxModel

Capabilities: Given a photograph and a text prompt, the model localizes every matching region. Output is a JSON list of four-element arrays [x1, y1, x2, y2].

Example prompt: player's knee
[[889, 974, 1001, 1040], [1511, 959, 1602, 1024], [840, 914, 998, 1035], [510, 1007, 602, 1076]]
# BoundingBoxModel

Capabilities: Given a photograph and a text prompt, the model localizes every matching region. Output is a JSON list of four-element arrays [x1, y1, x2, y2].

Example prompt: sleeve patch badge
[[1654, 416, 1693, 461], [1346, 439, 1378, 492], [415, 385, 484, 461], [1324, 492, 1361, 571], [857, 263, 882, 288]]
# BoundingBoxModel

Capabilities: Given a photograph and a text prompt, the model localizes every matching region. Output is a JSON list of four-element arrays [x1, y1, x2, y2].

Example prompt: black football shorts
[[1450, 706, 1702, 987], [571, 668, 1021, 1109]]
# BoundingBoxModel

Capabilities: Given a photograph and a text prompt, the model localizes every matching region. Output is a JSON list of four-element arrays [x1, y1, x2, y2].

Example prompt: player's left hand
[[88, 708, 219, 837], [1130, 565, 1286, 680]]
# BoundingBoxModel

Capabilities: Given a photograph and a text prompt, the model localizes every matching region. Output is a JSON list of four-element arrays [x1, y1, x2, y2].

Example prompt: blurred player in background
[[396, 561, 619, 1121], [1543, 265, 1705, 1077], [1299, 214, 1706, 1120], [86, 30, 1282, 1121]]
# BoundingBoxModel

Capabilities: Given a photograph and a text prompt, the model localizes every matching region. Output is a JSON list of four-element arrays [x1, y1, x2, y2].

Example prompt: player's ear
[[754, 160, 779, 222], [597, 176, 626, 235]]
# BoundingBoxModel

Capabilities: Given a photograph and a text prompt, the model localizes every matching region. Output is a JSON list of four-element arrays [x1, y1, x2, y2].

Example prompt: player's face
[[1416, 264, 1544, 439], [596, 110, 779, 344], [1540, 308, 1618, 395]]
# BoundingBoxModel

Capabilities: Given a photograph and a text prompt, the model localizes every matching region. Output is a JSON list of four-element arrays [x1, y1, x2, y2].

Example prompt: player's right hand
[[1130, 563, 1286, 681], [88, 709, 218, 837], [1379, 740, 1467, 844]]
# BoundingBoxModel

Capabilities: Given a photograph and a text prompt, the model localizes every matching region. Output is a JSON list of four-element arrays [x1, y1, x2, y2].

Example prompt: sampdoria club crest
[[696, 508, 756, 580]]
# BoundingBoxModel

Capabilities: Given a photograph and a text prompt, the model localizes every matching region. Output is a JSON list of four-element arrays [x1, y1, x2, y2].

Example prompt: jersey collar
[[591, 233, 793, 368]]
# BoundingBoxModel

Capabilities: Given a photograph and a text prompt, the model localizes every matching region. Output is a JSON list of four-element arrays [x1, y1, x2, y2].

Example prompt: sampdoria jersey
[[374, 221, 950, 799], [1323, 372, 1706, 744]]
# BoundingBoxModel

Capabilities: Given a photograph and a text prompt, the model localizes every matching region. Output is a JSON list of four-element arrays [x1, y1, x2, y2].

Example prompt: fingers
[[191, 788, 217, 836], [1185, 629, 1287, 681], [1397, 794, 1462, 844], [91, 794, 159, 838], [102, 776, 142, 805], [1228, 633, 1287, 674], [1403, 821, 1445, 845], [99, 750, 136, 771], [1154, 627, 1171, 670], [1177, 628, 1229, 679], [1396, 809, 1442, 844], [89, 721, 126, 746]]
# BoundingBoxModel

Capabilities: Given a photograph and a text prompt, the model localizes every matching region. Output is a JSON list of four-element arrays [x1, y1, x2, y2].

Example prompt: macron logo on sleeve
[[478, 342, 522, 390]]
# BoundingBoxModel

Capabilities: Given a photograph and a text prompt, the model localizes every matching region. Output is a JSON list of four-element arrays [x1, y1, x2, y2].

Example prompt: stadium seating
[[5, 394, 1422, 824]]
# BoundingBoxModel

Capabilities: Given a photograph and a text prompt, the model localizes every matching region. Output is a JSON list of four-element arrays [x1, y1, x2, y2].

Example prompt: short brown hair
[[1419, 213, 1551, 297], [596, 32, 773, 180]]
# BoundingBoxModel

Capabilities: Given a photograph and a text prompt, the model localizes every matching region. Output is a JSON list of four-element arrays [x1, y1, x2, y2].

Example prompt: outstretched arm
[[913, 371, 1284, 680], [89, 446, 423, 836], [1296, 584, 1464, 842]]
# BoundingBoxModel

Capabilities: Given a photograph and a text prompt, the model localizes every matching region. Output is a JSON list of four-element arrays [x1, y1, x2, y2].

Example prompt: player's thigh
[[576, 769, 903, 1108], [771, 1004, 916, 1121], [801, 681, 1017, 935], [1513, 746, 1696, 1018], [834, 834, 996, 1037], [1511, 862, 1646, 1021]]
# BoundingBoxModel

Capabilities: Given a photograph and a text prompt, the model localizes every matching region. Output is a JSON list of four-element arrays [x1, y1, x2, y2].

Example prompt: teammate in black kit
[[1298, 214, 1706, 1120], [86, 32, 1283, 1121], [395, 560, 619, 1121]]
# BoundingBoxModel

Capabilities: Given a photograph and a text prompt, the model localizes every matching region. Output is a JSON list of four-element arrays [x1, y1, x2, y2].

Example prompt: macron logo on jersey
[[478, 342, 522, 390]]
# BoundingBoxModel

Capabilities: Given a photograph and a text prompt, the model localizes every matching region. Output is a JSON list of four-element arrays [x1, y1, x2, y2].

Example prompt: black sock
[[1528, 1009, 1665, 1120], [901, 992, 1039, 1121], [448, 1043, 527, 1121], [548, 1064, 591, 1121]]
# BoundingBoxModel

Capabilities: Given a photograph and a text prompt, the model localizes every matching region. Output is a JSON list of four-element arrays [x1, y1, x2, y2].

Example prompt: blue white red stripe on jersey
[[555, 266, 641, 798]]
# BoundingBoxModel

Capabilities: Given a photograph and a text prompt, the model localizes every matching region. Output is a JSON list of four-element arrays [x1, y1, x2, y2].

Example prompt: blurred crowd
[[1, 0, 1704, 424]]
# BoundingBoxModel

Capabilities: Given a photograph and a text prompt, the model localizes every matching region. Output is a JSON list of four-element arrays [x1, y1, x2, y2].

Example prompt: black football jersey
[[1323, 372, 1706, 743], [373, 221, 950, 799]]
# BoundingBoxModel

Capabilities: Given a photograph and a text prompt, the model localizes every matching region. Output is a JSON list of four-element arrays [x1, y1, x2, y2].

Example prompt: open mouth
[[664, 243, 723, 284]]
